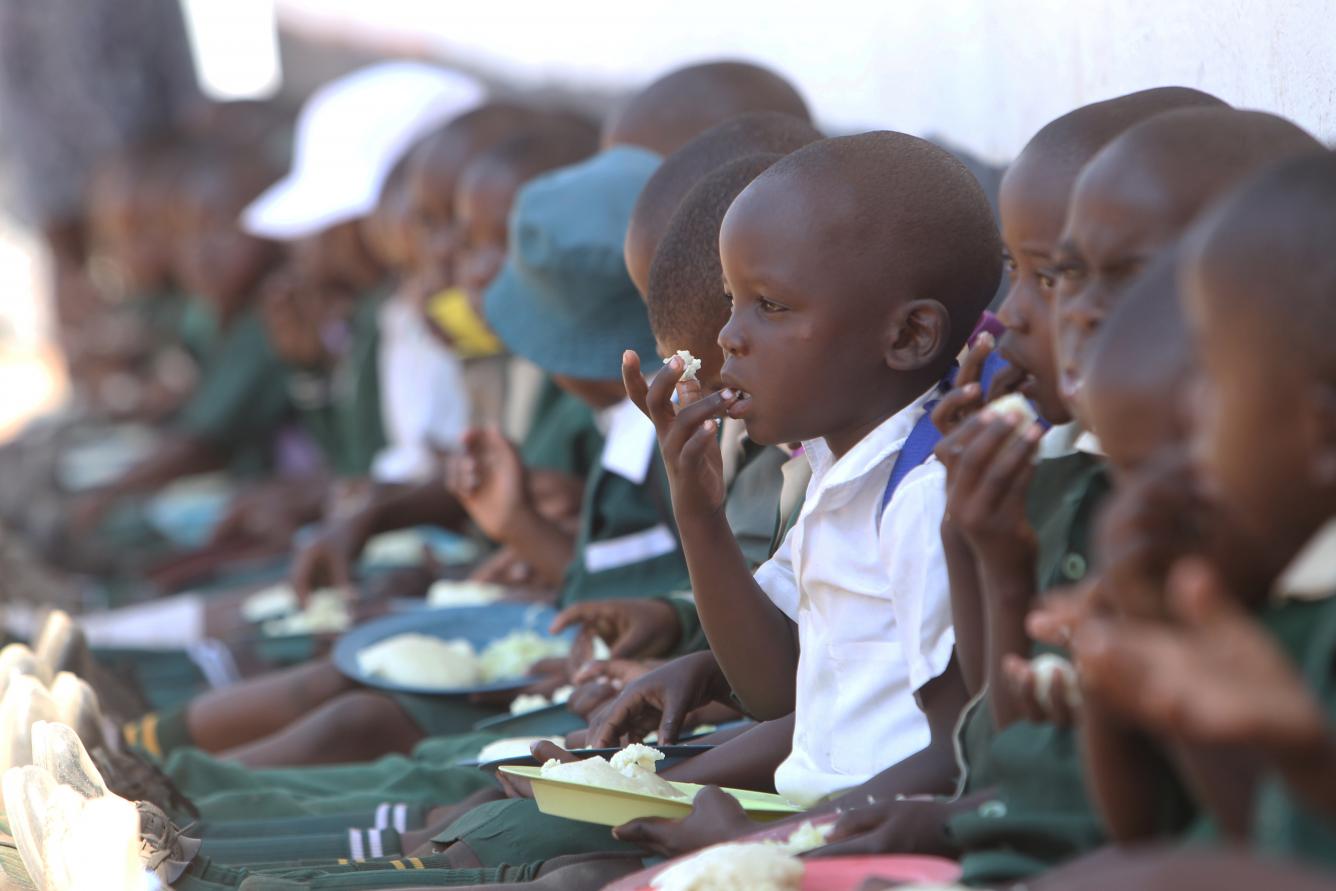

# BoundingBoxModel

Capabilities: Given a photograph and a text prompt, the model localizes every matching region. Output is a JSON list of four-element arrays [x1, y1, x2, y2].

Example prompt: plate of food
[[332, 603, 573, 696], [479, 744, 713, 775], [638, 852, 962, 891], [499, 744, 802, 827]]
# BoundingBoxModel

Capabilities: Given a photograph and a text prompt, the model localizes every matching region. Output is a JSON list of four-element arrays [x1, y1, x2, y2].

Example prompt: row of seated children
[[2, 53, 1336, 891]]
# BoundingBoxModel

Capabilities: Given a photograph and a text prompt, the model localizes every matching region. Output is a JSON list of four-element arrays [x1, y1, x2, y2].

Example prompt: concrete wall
[[276, 0, 1336, 163]]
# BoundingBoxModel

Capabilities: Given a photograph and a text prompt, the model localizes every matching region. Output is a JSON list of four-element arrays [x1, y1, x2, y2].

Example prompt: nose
[[717, 311, 746, 358], [995, 282, 1027, 332]]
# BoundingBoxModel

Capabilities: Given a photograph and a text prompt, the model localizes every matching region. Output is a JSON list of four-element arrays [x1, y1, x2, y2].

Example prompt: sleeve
[[175, 314, 289, 450], [881, 459, 955, 691], [753, 522, 801, 622]]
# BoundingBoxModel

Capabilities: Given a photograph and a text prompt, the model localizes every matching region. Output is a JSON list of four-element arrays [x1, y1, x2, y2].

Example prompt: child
[[809, 88, 1224, 875], [936, 107, 1322, 886], [67, 148, 288, 551], [1066, 151, 1336, 876], [630, 130, 998, 813]]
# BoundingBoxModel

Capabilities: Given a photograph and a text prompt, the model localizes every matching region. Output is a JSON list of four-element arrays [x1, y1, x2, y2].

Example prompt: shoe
[[34, 611, 92, 682], [0, 675, 59, 771], [5, 762, 151, 891], [50, 673, 107, 751], [32, 720, 109, 802], [91, 744, 199, 820], [0, 644, 42, 695], [137, 799, 202, 885]]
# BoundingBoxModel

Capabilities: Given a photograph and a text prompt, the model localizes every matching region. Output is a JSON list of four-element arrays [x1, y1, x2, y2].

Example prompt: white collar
[[802, 386, 938, 492], [598, 398, 657, 485], [1037, 422, 1083, 460], [1074, 430, 1104, 457], [1273, 518, 1336, 601]]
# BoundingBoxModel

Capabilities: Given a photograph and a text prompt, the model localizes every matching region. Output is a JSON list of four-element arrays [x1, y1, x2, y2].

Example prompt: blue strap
[[881, 353, 1011, 510]]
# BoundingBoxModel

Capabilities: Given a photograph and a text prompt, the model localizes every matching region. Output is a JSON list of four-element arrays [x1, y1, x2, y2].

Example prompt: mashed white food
[[540, 744, 684, 799], [426, 581, 505, 608], [780, 820, 834, 854], [987, 392, 1039, 428], [356, 634, 480, 689], [663, 350, 702, 382], [651, 842, 803, 891], [357, 630, 570, 691], [509, 685, 574, 715], [478, 631, 569, 682], [474, 737, 563, 763], [1030, 653, 1083, 712]]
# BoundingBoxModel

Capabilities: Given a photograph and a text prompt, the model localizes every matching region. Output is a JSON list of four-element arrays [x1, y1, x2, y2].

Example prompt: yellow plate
[[499, 765, 802, 827]]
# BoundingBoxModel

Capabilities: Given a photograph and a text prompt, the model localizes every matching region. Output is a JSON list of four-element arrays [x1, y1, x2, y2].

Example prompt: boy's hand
[[818, 796, 956, 858], [550, 599, 682, 660], [935, 410, 1043, 574], [1074, 557, 1325, 755], [444, 427, 530, 541], [613, 786, 754, 856], [1002, 653, 1081, 727], [929, 332, 995, 436], [622, 351, 732, 520], [209, 488, 304, 550], [290, 514, 374, 605], [587, 651, 730, 747]]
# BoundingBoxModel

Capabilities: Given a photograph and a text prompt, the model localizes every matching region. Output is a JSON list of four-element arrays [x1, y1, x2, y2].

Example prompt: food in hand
[[987, 392, 1039, 428], [663, 349, 702, 382]]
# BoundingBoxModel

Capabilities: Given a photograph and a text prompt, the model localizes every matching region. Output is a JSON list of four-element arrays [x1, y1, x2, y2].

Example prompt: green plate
[[499, 764, 801, 827]]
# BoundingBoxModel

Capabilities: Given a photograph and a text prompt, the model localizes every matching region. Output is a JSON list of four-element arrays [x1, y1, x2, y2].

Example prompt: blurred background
[[1, 0, 1333, 441]]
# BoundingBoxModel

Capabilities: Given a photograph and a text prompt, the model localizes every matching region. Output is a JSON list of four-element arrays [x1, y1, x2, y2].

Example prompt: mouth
[[996, 343, 1039, 398], [720, 372, 754, 420]]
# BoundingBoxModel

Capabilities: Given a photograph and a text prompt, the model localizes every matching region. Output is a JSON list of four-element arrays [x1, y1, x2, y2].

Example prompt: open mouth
[[725, 389, 753, 419]]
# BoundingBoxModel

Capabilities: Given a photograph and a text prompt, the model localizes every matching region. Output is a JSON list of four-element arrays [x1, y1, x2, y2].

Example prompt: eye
[[1036, 268, 1057, 289], [1002, 252, 1017, 272], [758, 296, 786, 314], [1055, 260, 1085, 283]]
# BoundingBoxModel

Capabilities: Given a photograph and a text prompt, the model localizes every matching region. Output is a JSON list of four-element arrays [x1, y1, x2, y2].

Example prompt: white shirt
[[371, 297, 471, 484], [754, 388, 955, 807]]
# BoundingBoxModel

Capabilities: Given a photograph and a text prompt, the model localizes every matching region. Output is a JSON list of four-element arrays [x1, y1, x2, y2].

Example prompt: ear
[[883, 299, 950, 372], [1308, 381, 1336, 488]]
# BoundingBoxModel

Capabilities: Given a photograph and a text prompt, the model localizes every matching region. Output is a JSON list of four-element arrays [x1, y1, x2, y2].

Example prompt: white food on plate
[[426, 581, 505, 608], [651, 842, 803, 891], [540, 743, 684, 798], [478, 631, 569, 683], [356, 634, 480, 688], [475, 737, 562, 763]]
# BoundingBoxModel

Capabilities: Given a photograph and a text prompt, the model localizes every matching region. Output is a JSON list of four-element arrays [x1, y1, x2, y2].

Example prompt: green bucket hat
[[484, 145, 662, 381]]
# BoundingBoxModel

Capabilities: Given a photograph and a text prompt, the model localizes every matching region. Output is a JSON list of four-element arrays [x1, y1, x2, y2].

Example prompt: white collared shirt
[[371, 297, 470, 484], [754, 388, 954, 807], [1274, 518, 1336, 602]]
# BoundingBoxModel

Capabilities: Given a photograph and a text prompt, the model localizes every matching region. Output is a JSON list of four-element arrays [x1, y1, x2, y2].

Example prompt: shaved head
[[1184, 150, 1336, 381], [603, 61, 810, 156], [1074, 107, 1323, 241], [625, 111, 821, 295], [728, 131, 1002, 363], [1004, 87, 1226, 230]]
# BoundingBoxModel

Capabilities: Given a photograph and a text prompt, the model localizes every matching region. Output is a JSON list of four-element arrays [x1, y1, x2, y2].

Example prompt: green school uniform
[[518, 379, 603, 478], [950, 450, 1117, 885], [558, 451, 689, 606], [175, 306, 290, 470], [288, 296, 387, 478], [1249, 595, 1336, 871]]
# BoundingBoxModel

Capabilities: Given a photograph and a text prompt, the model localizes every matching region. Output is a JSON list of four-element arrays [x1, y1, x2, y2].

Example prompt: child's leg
[[223, 691, 426, 767], [187, 659, 357, 753]]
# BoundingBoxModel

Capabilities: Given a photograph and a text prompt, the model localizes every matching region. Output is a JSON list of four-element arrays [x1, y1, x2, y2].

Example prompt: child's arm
[[445, 427, 575, 586], [936, 410, 1043, 729], [623, 352, 799, 719], [942, 519, 987, 695], [1075, 558, 1330, 836]]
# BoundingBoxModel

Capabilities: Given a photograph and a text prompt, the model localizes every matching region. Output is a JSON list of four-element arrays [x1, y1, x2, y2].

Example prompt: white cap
[[242, 61, 485, 240]]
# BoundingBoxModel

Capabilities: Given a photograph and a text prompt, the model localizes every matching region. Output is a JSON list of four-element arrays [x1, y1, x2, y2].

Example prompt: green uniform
[[175, 307, 290, 471], [288, 296, 387, 478], [950, 450, 1117, 885], [1249, 595, 1336, 871], [518, 379, 603, 478]]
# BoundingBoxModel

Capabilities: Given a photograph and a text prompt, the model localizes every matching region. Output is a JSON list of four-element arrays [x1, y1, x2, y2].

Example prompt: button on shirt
[[754, 389, 955, 807]]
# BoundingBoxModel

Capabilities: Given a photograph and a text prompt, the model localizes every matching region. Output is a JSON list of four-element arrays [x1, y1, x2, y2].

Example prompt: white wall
[[276, 0, 1336, 163]]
